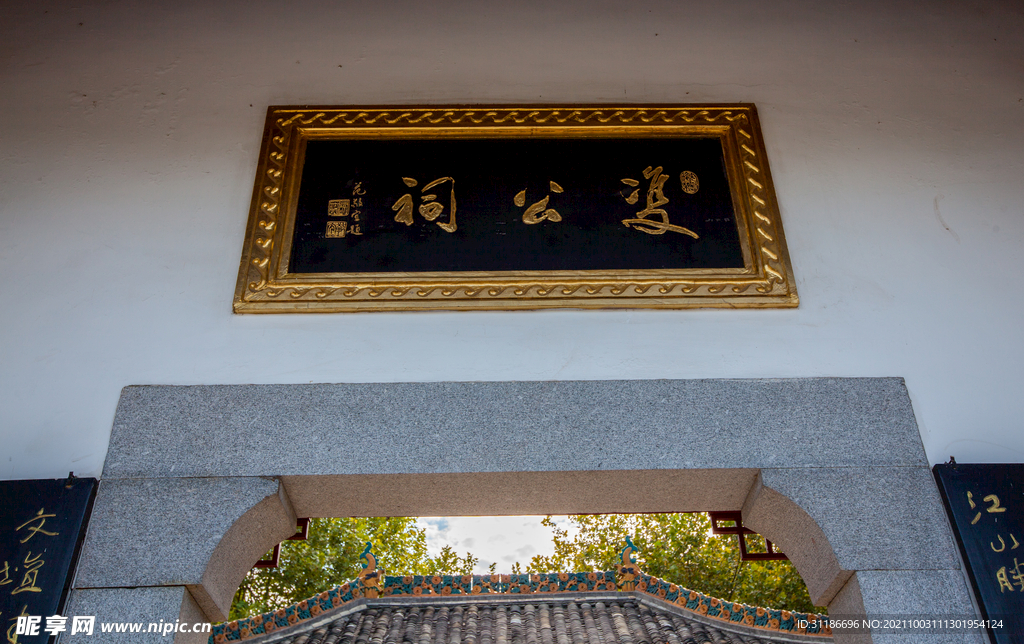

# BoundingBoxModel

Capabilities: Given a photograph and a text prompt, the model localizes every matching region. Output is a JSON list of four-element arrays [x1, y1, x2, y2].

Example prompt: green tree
[[427, 544, 480, 576], [231, 514, 824, 621], [230, 517, 478, 620], [527, 514, 824, 614]]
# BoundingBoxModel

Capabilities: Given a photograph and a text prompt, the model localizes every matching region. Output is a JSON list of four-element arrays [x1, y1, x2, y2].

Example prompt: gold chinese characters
[[3, 506, 63, 642], [326, 182, 365, 238], [334, 171, 704, 239], [514, 181, 564, 225], [393, 177, 457, 233], [963, 490, 1022, 594], [620, 166, 699, 237]]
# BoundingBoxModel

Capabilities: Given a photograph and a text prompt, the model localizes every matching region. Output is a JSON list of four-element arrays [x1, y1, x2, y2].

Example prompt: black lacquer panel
[[289, 138, 744, 274]]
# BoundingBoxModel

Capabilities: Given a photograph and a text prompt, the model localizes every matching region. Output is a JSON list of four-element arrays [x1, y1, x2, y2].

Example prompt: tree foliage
[[526, 514, 824, 614], [230, 513, 824, 621], [229, 517, 477, 620]]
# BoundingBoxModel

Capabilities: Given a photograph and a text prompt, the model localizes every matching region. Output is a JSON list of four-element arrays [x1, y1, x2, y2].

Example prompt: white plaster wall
[[1, 0, 1022, 480]]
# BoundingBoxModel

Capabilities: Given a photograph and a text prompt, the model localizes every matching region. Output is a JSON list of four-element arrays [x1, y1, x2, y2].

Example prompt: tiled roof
[[213, 542, 831, 643], [227, 593, 830, 644]]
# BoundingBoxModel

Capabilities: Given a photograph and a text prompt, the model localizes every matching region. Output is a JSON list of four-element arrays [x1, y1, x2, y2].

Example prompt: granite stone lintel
[[104, 378, 926, 479]]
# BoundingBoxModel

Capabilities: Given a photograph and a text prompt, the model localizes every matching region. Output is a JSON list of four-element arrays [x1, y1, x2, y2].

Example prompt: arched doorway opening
[[207, 469, 851, 623], [67, 379, 975, 643]]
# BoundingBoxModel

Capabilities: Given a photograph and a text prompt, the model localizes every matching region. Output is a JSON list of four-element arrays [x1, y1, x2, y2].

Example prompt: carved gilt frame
[[233, 105, 798, 312]]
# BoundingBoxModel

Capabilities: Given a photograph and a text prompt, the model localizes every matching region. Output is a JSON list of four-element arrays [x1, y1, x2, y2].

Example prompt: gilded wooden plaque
[[233, 105, 797, 312]]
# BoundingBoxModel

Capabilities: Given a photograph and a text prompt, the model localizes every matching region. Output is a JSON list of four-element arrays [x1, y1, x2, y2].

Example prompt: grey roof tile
[[213, 559, 830, 644], [231, 596, 828, 644]]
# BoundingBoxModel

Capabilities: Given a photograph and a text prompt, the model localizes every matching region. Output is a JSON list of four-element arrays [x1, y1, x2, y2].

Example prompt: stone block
[[104, 378, 926, 479], [75, 477, 281, 590], [742, 473, 849, 605], [57, 586, 211, 644], [194, 479, 296, 621], [828, 575, 870, 644], [831, 570, 985, 644], [759, 467, 960, 573]]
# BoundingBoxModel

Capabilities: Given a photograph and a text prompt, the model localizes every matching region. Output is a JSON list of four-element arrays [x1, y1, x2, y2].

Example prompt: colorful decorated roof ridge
[[211, 540, 831, 643]]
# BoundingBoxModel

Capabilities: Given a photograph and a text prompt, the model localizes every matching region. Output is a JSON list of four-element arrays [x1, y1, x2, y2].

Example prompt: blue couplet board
[[933, 464, 1024, 643], [0, 478, 96, 643]]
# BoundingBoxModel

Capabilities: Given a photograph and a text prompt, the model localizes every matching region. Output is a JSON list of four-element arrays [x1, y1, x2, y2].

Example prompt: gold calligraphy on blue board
[[934, 463, 1024, 644], [995, 558, 1024, 593], [3, 508, 58, 643], [1, 479, 96, 644]]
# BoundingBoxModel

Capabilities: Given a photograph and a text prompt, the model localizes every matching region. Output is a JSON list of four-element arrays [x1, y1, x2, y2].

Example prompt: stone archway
[[63, 379, 978, 643]]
